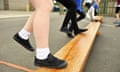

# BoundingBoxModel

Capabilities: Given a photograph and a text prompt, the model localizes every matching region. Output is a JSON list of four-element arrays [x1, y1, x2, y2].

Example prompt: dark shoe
[[66, 32, 74, 38], [116, 22, 120, 27], [34, 54, 67, 69], [13, 33, 34, 52], [74, 29, 88, 35], [76, 14, 85, 22], [116, 24, 120, 27], [60, 27, 71, 34]]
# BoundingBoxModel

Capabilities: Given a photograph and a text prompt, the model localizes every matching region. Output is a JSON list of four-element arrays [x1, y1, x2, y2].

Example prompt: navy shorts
[[115, 7, 120, 13]]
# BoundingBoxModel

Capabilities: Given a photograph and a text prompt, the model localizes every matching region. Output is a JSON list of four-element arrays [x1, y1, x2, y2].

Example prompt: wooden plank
[[93, 16, 103, 23], [0, 61, 34, 72], [35, 22, 101, 72]]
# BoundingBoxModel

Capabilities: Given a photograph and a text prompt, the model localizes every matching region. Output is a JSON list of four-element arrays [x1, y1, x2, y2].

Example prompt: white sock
[[18, 29, 31, 40], [36, 48, 50, 60]]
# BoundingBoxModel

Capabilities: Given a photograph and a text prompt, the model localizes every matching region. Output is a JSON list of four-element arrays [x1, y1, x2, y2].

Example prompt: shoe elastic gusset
[[34, 54, 67, 69], [74, 28, 88, 35], [13, 33, 34, 52], [116, 24, 120, 27], [60, 27, 71, 34], [67, 33, 74, 38]]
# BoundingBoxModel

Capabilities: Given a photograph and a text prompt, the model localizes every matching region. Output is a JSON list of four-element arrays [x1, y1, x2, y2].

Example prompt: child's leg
[[30, 0, 67, 68], [115, 7, 120, 27], [85, 3, 92, 9], [57, 0, 76, 32], [116, 13, 119, 22], [31, 0, 53, 48], [13, 12, 35, 52], [94, 10, 98, 16], [23, 12, 35, 33], [76, 11, 85, 21], [91, 7, 96, 20], [86, 7, 93, 20], [115, 7, 119, 23]]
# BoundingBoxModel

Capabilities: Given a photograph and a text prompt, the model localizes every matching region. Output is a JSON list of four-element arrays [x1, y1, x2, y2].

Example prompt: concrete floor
[[0, 13, 120, 72]]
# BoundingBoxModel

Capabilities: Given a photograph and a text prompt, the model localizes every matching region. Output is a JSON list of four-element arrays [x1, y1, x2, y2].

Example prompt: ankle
[[36, 48, 50, 60]]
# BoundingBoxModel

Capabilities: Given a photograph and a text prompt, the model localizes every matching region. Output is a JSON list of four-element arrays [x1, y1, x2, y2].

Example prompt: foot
[[116, 24, 120, 27], [60, 27, 71, 34], [74, 29, 88, 35], [13, 33, 34, 52], [76, 15, 85, 22], [116, 22, 120, 27], [34, 54, 67, 69], [66, 32, 74, 38]]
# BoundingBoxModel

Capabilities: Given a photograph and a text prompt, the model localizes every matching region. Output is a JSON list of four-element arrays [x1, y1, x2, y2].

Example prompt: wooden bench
[[0, 60, 34, 72], [35, 21, 101, 72], [93, 16, 103, 23], [0, 21, 102, 72]]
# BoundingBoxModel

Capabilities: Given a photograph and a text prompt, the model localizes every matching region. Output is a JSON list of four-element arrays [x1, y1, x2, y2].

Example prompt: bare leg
[[30, 0, 53, 48], [115, 13, 119, 22], [13, 11, 35, 51], [23, 12, 35, 33], [33, 11, 49, 48], [30, 0, 67, 68]]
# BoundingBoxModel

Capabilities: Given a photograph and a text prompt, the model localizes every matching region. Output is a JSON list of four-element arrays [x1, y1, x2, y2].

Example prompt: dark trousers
[[85, 3, 92, 9], [95, 10, 98, 16], [115, 7, 120, 13], [76, 10, 86, 21], [68, 10, 85, 33], [56, 0, 79, 32]]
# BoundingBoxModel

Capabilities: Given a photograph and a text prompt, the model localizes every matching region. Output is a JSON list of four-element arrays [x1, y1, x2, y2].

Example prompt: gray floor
[[0, 13, 120, 72]]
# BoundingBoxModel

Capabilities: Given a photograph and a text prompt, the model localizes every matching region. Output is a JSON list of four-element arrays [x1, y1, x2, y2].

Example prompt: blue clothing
[[74, 0, 83, 12], [92, 3, 99, 10]]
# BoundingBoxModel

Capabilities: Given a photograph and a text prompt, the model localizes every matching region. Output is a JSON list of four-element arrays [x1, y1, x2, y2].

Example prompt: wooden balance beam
[[93, 16, 103, 23], [0, 21, 101, 72], [0, 60, 34, 72], [35, 21, 101, 72]]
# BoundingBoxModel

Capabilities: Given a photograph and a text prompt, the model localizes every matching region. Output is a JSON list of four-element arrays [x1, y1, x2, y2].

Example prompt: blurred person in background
[[86, 0, 101, 21], [83, 0, 94, 9], [114, 0, 120, 27], [57, 0, 88, 38]]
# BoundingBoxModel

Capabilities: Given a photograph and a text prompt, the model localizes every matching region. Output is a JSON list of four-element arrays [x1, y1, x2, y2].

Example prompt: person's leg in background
[[57, 0, 87, 38], [57, 0, 76, 35], [68, 10, 87, 37], [85, 3, 92, 9], [73, 0, 86, 21], [114, 7, 120, 26], [76, 11, 86, 21], [94, 9, 98, 16], [68, 0, 87, 38]]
